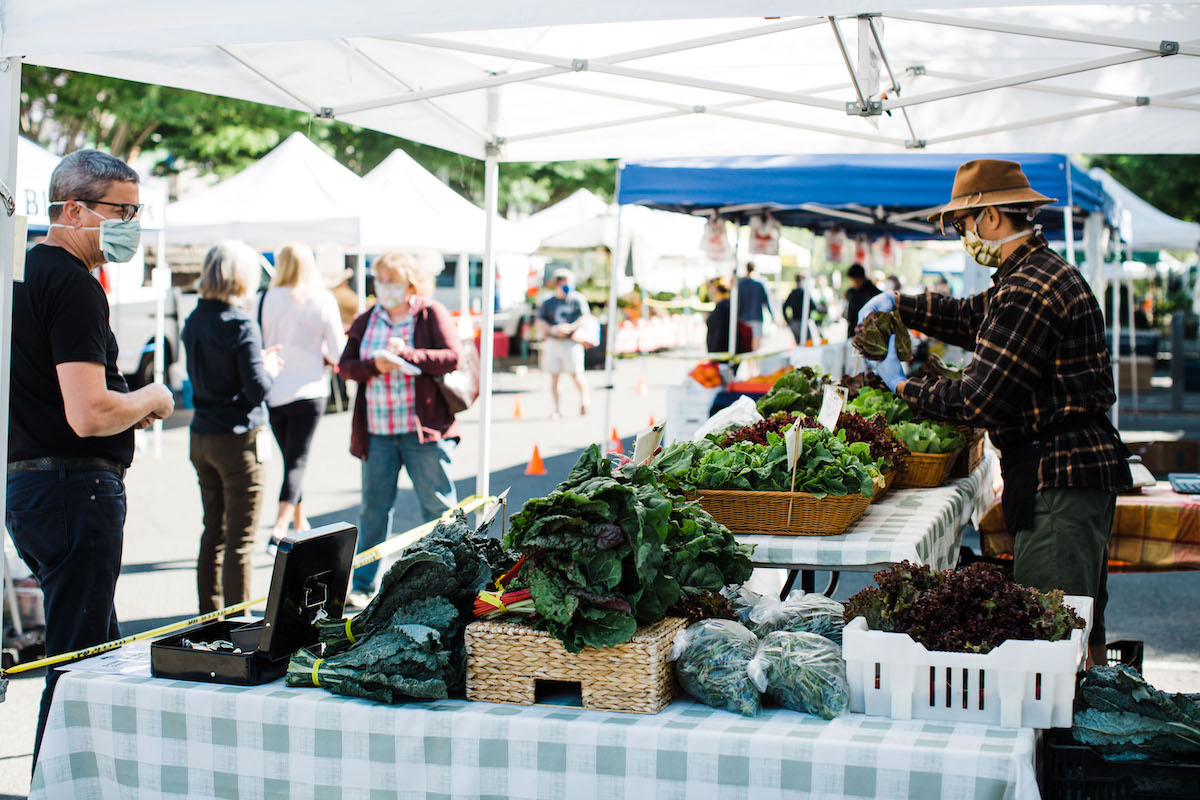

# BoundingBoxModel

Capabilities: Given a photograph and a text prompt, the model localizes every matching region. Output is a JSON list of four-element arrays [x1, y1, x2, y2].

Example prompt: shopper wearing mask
[[183, 241, 283, 614], [8, 150, 175, 766], [339, 252, 461, 607], [858, 159, 1131, 666]]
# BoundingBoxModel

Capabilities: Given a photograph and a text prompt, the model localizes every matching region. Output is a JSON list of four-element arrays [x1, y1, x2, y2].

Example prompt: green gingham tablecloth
[[30, 667, 1037, 800], [739, 452, 999, 571]]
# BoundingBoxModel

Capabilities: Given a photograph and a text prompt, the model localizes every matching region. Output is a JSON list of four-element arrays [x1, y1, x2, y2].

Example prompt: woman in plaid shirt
[[338, 252, 462, 607], [860, 160, 1132, 666]]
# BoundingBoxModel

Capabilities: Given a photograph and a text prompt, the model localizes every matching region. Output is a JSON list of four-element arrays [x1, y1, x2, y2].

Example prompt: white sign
[[783, 417, 803, 471], [817, 385, 847, 431], [12, 214, 27, 282], [633, 420, 666, 465]]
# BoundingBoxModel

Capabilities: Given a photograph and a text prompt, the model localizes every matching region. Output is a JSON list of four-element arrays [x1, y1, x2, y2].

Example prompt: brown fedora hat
[[928, 159, 1056, 227]]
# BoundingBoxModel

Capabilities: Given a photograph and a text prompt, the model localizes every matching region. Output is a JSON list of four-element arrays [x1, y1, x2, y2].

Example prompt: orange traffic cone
[[525, 445, 546, 476], [636, 376, 648, 396], [512, 394, 524, 419], [608, 428, 623, 454]]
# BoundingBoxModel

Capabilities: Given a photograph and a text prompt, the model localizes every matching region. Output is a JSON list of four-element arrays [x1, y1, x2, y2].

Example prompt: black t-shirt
[[9, 244, 134, 465], [844, 282, 882, 338]]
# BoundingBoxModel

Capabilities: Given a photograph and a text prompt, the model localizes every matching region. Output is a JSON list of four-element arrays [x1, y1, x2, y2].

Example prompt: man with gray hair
[[536, 267, 592, 418], [7, 149, 174, 765]]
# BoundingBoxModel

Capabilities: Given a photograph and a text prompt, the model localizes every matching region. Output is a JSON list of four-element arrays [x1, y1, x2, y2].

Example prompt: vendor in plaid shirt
[[859, 160, 1132, 666]]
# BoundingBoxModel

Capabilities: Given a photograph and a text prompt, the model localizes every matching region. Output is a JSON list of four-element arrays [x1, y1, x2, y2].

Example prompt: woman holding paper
[[337, 251, 462, 607]]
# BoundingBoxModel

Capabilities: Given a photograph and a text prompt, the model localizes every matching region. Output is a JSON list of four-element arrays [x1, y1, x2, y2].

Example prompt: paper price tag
[[783, 418, 803, 470], [633, 421, 666, 465], [817, 385, 847, 431]]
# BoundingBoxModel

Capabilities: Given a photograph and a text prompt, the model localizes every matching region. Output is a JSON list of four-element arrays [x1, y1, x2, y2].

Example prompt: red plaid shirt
[[898, 233, 1131, 493]]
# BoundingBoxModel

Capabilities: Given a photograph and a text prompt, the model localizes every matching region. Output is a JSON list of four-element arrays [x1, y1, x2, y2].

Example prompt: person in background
[[859, 159, 1131, 666], [885, 274, 902, 294], [843, 262, 881, 339], [536, 267, 591, 419], [736, 261, 774, 350], [8, 149, 175, 766], [705, 281, 752, 358], [183, 241, 282, 613], [339, 252, 461, 608], [782, 274, 827, 346], [933, 277, 952, 296], [258, 243, 346, 547]]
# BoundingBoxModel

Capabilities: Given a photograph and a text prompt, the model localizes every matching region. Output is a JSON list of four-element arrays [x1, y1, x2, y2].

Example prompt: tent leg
[[476, 145, 499, 502], [0, 57, 21, 663], [601, 164, 624, 451], [355, 246, 367, 313], [1128, 275, 1138, 414], [1111, 263, 1120, 430], [728, 218, 740, 357], [153, 227, 168, 459]]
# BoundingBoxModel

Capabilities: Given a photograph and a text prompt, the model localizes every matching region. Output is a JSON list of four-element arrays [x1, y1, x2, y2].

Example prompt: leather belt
[[8, 456, 127, 478]]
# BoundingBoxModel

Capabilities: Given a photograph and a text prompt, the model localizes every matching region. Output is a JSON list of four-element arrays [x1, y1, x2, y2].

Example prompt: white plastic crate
[[843, 595, 1093, 729]]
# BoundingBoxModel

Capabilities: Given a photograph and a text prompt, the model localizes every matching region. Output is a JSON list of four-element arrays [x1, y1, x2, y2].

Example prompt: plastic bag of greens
[[729, 587, 846, 644], [693, 395, 762, 443], [747, 631, 849, 719], [669, 619, 762, 717]]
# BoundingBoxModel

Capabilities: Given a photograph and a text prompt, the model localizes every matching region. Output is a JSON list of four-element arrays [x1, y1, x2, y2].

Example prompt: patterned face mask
[[961, 210, 1032, 268], [375, 282, 410, 307]]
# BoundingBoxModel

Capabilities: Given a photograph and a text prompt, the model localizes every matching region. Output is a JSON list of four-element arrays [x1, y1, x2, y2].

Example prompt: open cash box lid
[[151, 522, 357, 685]]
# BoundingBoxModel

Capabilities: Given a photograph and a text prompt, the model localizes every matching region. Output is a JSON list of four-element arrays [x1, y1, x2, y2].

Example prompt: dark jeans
[[268, 397, 325, 505], [6, 467, 125, 768], [190, 429, 266, 613]]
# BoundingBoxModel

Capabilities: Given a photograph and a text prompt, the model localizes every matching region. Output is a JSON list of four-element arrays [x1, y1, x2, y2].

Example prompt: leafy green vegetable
[[755, 367, 828, 416], [853, 310, 913, 361], [732, 587, 846, 644], [844, 561, 1086, 654], [1072, 666, 1200, 761], [748, 631, 849, 719], [504, 446, 753, 653], [889, 420, 965, 455], [671, 619, 762, 717], [846, 387, 913, 425], [916, 354, 963, 382], [654, 427, 884, 499]]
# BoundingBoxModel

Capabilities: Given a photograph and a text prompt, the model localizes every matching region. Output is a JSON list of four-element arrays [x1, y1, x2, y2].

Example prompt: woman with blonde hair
[[338, 251, 461, 607], [258, 243, 345, 546], [183, 241, 282, 613]]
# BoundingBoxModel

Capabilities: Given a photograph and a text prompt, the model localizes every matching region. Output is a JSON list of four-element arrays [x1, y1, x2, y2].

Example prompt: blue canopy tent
[[618, 153, 1113, 240]]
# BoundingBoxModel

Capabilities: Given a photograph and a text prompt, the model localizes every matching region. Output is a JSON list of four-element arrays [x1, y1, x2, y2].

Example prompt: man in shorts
[[536, 269, 592, 419]]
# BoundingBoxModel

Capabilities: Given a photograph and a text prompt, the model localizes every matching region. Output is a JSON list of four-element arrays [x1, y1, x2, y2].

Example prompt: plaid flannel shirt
[[897, 232, 1131, 493]]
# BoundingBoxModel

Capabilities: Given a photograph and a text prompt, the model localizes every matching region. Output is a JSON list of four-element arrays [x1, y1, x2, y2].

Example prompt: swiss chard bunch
[[889, 420, 965, 455], [845, 561, 1085, 654], [504, 446, 753, 653], [755, 367, 829, 417], [853, 310, 913, 361], [845, 386, 913, 425]]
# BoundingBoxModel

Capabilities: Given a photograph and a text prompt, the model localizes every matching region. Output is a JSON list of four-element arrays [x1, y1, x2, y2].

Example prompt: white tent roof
[[16, 136, 60, 229], [362, 149, 536, 253], [165, 132, 370, 247], [1089, 167, 1200, 251], [513, 189, 609, 248], [6, 3, 1199, 161]]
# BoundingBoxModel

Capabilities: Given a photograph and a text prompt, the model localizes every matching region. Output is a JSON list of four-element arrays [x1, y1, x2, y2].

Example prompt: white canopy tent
[[513, 188, 609, 247], [2, 1, 1200, 505], [1089, 168, 1200, 252]]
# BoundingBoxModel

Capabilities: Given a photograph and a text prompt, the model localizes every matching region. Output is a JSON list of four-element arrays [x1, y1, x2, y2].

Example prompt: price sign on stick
[[784, 418, 803, 526], [633, 421, 667, 465], [817, 385, 848, 431]]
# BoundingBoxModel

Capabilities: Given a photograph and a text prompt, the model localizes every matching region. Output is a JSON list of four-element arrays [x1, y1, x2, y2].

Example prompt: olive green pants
[[1012, 487, 1116, 647]]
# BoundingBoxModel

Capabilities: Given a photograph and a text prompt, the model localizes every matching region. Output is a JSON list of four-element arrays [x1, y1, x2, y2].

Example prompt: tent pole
[[1126, 219, 1138, 414], [728, 216, 740, 357], [153, 226, 167, 458], [1063, 162, 1077, 266], [1111, 260, 1121, 430], [476, 89, 500, 502], [601, 162, 625, 451], [0, 57, 21, 662], [355, 245, 367, 313]]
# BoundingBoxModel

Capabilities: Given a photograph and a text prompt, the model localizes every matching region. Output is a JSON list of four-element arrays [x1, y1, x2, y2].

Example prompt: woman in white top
[[257, 243, 346, 545]]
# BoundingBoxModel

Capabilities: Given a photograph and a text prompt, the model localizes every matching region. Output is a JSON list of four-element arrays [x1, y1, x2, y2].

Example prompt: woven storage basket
[[872, 470, 897, 503], [894, 450, 960, 489], [465, 616, 685, 714], [950, 427, 986, 479], [687, 489, 870, 536]]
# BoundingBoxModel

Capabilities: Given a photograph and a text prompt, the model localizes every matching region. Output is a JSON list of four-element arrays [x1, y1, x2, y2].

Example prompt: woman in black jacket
[[182, 241, 282, 613]]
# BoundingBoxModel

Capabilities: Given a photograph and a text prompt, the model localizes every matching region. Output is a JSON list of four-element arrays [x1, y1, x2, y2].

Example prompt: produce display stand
[[738, 453, 999, 597], [30, 660, 1039, 800]]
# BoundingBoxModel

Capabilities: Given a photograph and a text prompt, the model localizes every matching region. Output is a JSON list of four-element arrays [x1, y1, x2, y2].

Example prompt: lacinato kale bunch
[[845, 561, 1085, 654], [1073, 666, 1200, 762], [718, 412, 798, 449], [503, 446, 753, 653], [755, 367, 829, 416], [853, 310, 913, 361]]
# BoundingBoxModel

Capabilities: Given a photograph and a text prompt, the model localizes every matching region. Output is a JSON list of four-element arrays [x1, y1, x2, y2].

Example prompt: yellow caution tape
[[311, 658, 323, 687], [344, 618, 356, 644], [1, 494, 495, 678]]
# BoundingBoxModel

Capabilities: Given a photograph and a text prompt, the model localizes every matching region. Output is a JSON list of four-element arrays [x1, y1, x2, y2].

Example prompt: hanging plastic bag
[[747, 631, 849, 719], [748, 212, 781, 256], [669, 619, 762, 717], [701, 214, 733, 261], [730, 587, 846, 644], [692, 395, 762, 442], [825, 226, 847, 264]]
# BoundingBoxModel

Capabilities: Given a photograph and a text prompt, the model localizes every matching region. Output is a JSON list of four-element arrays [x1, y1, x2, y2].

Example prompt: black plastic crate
[[1041, 729, 1200, 800], [1105, 640, 1144, 673]]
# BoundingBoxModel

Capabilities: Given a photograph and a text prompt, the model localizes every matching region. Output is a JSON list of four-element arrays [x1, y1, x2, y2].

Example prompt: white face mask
[[49, 201, 141, 263], [376, 282, 409, 308], [961, 210, 1033, 268]]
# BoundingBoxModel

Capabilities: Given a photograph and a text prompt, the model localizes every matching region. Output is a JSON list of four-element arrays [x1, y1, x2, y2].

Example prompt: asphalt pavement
[[2, 353, 1198, 799]]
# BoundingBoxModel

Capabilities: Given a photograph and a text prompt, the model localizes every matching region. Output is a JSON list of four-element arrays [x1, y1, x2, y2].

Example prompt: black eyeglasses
[[79, 199, 143, 222]]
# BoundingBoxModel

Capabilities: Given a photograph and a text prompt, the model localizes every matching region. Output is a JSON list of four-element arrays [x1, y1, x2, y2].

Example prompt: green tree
[[1086, 154, 1200, 223]]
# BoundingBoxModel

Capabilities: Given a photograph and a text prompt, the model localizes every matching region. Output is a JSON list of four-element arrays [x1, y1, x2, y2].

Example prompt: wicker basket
[[687, 489, 870, 536], [950, 427, 986, 479], [465, 616, 685, 714], [893, 450, 960, 489], [872, 470, 897, 503]]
